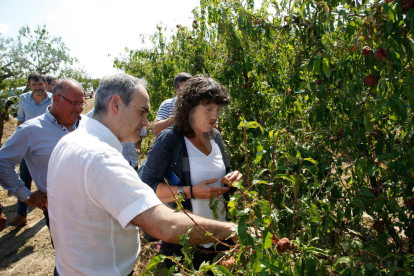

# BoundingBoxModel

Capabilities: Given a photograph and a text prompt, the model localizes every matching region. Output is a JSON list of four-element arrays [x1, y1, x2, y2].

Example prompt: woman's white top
[[184, 137, 227, 247]]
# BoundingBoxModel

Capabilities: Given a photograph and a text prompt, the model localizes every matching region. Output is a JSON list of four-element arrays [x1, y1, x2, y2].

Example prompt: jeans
[[17, 159, 32, 217]]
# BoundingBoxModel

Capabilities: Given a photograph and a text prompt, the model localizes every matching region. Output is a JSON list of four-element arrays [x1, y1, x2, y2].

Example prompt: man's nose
[[141, 115, 149, 127]]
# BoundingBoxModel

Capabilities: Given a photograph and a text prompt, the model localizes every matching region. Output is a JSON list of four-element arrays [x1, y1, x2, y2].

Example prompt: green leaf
[[263, 229, 273, 249], [322, 56, 331, 78], [261, 258, 280, 272], [303, 157, 318, 165], [146, 255, 167, 271], [238, 215, 253, 246], [246, 121, 264, 133], [274, 174, 296, 183], [260, 200, 271, 216], [252, 180, 272, 186]]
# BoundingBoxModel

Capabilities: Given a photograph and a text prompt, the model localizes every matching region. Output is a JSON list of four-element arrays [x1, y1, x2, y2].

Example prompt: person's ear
[[52, 94, 61, 105], [109, 94, 122, 115]]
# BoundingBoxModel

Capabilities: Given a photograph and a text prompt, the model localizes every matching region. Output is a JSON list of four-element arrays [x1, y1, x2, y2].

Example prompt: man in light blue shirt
[[10, 72, 53, 226], [0, 79, 85, 229], [152, 72, 192, 136]]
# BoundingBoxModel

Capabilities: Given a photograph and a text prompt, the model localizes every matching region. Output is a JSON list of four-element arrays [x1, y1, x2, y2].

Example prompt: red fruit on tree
[[228, 60, 233, 65], [286, 89, 292, 95], [235, 114, 240, 120], [402, 0, 414, 13], [330, 136, 340, 142], [361, 46, 372, 57], [373, 220, 385, 232], [316, 79, 325, 86], [405, 198, 414, 210], [370, 188, 379, 197], [243, 83, 249, 89], [276, 238, 291, 252], [193, 20, 198, 24], [364, 75, 376, 87], [263, 70, 267, 75], [375, 48, 388, 62], [176, 25, 180, 28]]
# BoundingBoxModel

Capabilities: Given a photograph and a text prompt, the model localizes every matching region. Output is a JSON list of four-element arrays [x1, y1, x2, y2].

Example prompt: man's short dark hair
[[173, 72, 192, 90], [46, 76, 57, 84], [28, 72, 46, 84]]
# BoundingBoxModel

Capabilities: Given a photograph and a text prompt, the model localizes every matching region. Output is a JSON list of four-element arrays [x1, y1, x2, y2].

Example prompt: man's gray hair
[[94, 73, 147, 116], [173, 72, 192, 90], [52, 79, 81, 95]]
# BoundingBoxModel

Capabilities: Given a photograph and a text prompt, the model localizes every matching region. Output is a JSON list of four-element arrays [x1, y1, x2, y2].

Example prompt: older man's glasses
[[59, 94, 88, 108]]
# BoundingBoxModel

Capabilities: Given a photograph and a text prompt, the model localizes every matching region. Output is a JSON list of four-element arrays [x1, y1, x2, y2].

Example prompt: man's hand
[[192, 178, 230, 199], [221, 170, 243, 187], [0, 213, 6, 231], [25, 191, 48, 211]]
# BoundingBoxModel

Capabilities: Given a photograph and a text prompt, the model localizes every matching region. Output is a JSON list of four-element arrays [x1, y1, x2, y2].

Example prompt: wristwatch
[[177, 186, 186, 200]]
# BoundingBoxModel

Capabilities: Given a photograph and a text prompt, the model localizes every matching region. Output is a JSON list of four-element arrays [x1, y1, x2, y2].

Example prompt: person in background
[[152, 72, 192, 136], [45, 76, 58, 93], [9, 72, 52, 226], [47, 73, 237, 276], [86, 108, 147, 171], [0, 79, 85, 229], [140, 75, 242, 270]]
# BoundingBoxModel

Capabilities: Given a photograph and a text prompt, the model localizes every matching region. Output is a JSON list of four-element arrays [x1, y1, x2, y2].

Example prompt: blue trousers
[[17, 159, 32, 217]]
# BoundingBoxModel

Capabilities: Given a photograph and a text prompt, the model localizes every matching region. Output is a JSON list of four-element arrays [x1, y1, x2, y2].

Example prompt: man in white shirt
[[86, 108, 146, 171], [47, 73, 236, 276]]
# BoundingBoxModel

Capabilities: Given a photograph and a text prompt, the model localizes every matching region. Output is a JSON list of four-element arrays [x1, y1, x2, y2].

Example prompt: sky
[[0, 0, 203, 78]]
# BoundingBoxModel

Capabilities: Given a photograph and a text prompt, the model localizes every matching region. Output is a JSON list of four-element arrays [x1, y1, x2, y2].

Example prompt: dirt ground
[[0, 97, 159, 275]]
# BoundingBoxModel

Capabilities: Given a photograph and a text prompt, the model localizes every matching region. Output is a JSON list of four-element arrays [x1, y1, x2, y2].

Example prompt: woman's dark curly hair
[[172, 75, 231, 138]]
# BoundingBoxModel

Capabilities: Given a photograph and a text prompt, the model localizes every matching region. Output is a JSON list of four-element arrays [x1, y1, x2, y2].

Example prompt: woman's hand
[[192, 178, 230, 199], [221, 170, 243, 187]]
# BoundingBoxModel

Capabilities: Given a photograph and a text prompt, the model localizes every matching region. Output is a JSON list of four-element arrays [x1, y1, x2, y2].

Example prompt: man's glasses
[[59, 94, 88, 108]]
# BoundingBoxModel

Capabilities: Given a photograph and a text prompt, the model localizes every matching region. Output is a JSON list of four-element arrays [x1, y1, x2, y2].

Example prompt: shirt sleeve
[[154, 100, 171, 122], [140, 128, 177, 192], [86, 150, 162, 229], [16, 95, 26, 122], [0, 125, 32, 201]]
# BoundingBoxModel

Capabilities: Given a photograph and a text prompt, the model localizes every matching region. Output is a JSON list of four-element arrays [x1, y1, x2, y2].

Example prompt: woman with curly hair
[[140, 75, 242, 270]]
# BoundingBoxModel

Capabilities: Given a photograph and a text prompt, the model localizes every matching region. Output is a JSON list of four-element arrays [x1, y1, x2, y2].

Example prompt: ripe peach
[[375, 48, 388, 62], [362, 46, 372, 57], [364, 75, 376, 87], [276, 238, 291, 252]]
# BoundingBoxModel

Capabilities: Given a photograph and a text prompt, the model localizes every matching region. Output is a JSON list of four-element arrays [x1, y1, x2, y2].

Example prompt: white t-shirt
[[185, 137, 227, 247], [47, 116, 162, 276]]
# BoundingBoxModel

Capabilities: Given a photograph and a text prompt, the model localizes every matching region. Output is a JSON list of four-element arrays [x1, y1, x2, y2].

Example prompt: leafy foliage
[[117, 0, 414, 274]]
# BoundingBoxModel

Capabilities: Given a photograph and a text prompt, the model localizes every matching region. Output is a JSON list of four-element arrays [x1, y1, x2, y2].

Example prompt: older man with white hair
[[47, 73, 236, 276]]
